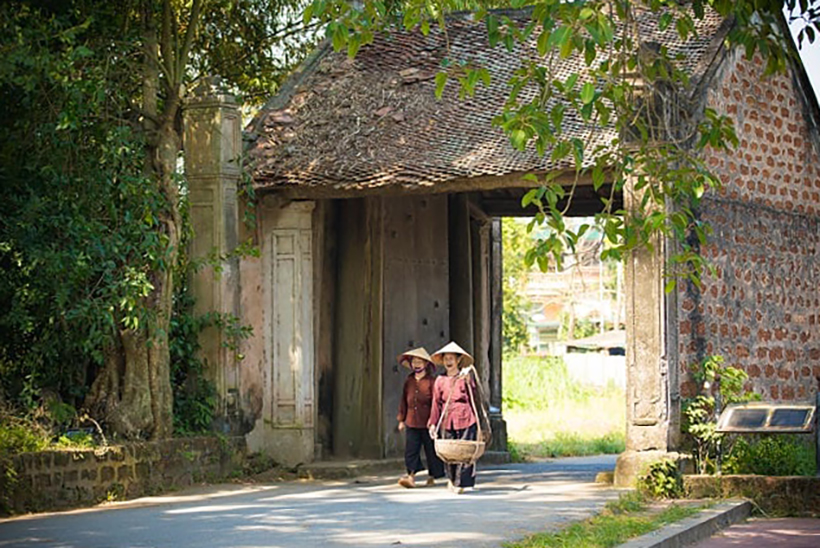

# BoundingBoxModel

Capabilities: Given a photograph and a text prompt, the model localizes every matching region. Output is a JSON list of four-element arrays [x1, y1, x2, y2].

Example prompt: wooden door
[[269, 216, 314, 430], [382, 195, 449, 457]]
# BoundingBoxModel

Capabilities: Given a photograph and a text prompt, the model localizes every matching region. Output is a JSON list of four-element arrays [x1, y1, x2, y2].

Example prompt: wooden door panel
[[382, 196, 449, 456]]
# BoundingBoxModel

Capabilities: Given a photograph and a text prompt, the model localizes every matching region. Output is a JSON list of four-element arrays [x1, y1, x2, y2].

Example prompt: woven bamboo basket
[[432, 366, 488, 465], [434, 438, 486, 465]]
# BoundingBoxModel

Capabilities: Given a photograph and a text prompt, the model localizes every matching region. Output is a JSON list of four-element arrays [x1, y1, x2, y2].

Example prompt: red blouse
[[397, 373, 436, 428], [428, 374, 478, 431]]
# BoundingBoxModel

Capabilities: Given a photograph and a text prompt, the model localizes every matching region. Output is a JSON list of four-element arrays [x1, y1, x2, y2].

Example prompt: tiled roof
[[247, 8, 728, 194]]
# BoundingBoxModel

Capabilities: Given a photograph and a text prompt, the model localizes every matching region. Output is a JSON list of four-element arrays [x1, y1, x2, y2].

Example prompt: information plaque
[[716, 403, 815, 433]]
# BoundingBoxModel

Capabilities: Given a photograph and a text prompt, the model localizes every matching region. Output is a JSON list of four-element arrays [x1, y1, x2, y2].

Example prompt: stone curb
[[617, 499, 752, 548]]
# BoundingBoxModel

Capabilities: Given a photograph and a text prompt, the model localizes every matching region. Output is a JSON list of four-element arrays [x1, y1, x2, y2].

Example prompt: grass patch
[[504, 492, 706, 548], [503, 355, 625, 459]]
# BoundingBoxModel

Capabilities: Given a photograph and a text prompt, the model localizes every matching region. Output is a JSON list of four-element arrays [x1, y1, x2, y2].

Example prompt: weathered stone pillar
[[182, 78, 241, 430], [614, 185, 681, 486]]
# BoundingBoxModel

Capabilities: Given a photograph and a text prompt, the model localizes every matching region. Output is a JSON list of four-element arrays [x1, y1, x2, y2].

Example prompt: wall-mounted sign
[[716, 403, 815, 433]]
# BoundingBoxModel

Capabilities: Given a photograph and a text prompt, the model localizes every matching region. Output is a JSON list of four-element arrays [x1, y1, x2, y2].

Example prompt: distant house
[[565, 330, 627, 389]]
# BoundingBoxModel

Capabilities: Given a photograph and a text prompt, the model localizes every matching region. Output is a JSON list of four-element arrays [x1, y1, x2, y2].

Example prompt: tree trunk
[[83, 9, 180, 440], [145, 121, 180, 440]]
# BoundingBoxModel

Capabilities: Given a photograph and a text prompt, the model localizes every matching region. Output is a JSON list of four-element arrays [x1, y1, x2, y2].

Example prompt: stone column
[[182, 78, 241, 431], [614, 184, 681, 486]]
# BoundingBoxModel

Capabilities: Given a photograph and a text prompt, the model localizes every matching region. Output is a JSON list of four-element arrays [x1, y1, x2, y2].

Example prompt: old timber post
[[489, 219, 508, 453], [183, 79, 242, 432]]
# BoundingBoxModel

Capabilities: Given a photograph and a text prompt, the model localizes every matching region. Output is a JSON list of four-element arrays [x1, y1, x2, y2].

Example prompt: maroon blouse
[[428, 374, 478, 431], [397, 373, 436, 428]]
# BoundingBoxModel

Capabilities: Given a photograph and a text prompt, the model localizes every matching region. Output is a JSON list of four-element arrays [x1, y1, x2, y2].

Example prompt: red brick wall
[[677, 50, 820, 402]]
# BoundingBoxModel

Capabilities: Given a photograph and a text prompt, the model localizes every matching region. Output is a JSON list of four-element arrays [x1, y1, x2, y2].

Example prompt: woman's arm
[[428, 377, 443, 429], [397, 378, 408, 423]]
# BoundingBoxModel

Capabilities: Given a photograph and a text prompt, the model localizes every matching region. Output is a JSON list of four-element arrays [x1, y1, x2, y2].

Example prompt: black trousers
[[405, 426, 445, 478], [443, 423, 478, 488]]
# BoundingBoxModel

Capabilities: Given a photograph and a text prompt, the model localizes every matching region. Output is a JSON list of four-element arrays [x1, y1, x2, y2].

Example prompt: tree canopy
[[0, 0, 318, 438]]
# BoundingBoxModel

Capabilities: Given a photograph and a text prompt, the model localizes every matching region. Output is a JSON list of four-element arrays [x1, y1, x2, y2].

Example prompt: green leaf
[[511, 129, 528, 150], [559, 30, 574, 58], [581, 82, 595, 104], [435, 71, 448, 99], [592, 164, 605, 190], [503, 32, 515, 52], [331, 24, 347, 52], [303, 4, 314, 25], [659, 12, 673, 32], [547, 25, 569, 51], [537, 29, 549, 56], [487, 15, 499, 46], [347, 36, 361, 59], [521, 188, 539, 207], [478, 68, 491, 87]]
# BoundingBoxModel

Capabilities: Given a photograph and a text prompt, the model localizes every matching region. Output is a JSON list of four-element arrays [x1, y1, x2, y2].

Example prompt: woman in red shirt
[[396, 347, 445, 488], [428, 341, 479, 494]]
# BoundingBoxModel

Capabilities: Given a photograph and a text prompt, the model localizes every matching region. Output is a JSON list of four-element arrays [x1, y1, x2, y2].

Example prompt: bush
[[681, 355, 760, 474], [638, 459, 683, 499], [0, 412, 50, 512], [724, 435, 816, 476], [0, 417, 49, 456]]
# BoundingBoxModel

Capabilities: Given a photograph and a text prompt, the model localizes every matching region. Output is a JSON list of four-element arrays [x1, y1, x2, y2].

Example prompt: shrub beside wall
[[0, 436, 246, 515]]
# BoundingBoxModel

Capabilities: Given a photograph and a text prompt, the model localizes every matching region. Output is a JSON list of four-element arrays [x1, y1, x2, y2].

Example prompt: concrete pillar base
[[246, 422, 315, 468], [614, 450, 692, 488]]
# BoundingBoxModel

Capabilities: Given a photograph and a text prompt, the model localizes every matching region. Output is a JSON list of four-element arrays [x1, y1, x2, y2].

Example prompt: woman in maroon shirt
[[428, 341, 479, 494], [396, 347, 445, 488]]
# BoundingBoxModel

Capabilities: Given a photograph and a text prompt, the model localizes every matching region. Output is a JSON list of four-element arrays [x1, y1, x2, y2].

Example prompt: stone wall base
[[1, 436, 246, 516], [684, 474, 820, 516]]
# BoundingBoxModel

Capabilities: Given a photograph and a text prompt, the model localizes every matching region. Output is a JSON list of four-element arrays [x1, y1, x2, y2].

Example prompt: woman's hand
[[458, 365, 474, 377], [428, 425, 437, 439], [398, 421, 405, 432]]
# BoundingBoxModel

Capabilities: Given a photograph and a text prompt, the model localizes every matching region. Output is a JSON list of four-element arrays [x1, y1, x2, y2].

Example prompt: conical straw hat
[[431, 341, 474, 367], [397, 347, 434, 369]]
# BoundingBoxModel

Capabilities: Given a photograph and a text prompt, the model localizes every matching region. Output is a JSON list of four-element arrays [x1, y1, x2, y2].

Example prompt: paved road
[[0, 456, 619, 548], [690, 518, 820, 548]]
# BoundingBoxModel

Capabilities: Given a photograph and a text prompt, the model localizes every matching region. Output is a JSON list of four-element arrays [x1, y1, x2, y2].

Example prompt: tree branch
[[177, 0, 204, 85], [161, 0, 176, 87]]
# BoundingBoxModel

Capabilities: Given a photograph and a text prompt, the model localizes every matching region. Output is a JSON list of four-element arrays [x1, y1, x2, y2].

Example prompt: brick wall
[[1, 436, 246, 516], [677, 49, 820, 401]]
